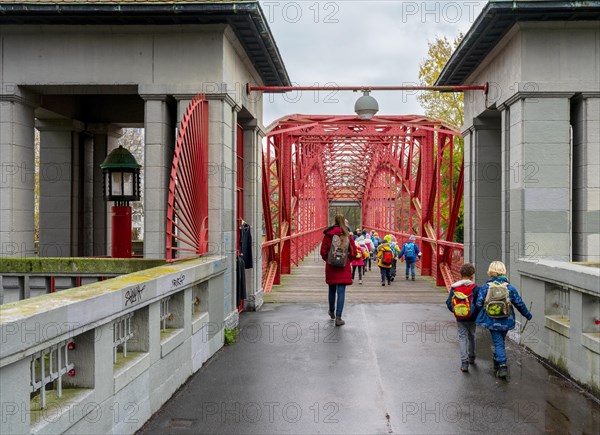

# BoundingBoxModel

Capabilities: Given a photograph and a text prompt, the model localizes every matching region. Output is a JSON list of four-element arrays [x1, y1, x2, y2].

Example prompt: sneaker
[[406, 276, 409, 280], [387, 280, 391, 285], [359, 279, 363, 285], [468, 356, 476, 365], [460, 362, 469, 372], [411, 277, 416, 281], [328, 310, 335, 320], [381, 282, 386, 286], [335, 315, 345, 326], [497, 365, 508, 379]]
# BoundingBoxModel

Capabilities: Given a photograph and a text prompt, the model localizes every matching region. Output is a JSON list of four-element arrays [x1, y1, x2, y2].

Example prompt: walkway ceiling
[[437, 0, 600, 85], [0, 1, 291, 87]]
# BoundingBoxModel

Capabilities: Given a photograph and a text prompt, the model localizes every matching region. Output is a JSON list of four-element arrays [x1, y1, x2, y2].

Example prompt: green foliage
[[418, 34, 465, 242], [224, 328, 238, 345], [418, 34, 464, 128]]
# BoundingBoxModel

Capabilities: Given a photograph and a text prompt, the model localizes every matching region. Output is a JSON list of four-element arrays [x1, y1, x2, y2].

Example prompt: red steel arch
[[166, 95, 209, 262], [263, 114, 463, 291]]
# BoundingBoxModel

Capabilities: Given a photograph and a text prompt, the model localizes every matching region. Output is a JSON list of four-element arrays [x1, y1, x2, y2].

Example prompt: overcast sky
[[258, 0, 488, 126]]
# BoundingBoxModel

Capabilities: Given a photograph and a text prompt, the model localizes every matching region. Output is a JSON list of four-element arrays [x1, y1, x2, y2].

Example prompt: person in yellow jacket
[[377, 238, 394, 286]]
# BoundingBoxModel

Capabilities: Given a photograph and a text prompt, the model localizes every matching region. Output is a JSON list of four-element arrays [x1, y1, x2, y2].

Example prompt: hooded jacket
[[475, 276, 532, 331], [445, 279, 480, 322], [320, 225, 357, 285]]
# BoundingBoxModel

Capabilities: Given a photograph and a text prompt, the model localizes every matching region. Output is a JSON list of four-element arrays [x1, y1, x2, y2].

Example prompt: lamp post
[[100, 146, 141, 258]]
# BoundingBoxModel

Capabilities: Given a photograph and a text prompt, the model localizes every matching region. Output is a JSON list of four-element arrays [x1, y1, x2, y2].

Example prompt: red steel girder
[[263, 114, 464, 290]]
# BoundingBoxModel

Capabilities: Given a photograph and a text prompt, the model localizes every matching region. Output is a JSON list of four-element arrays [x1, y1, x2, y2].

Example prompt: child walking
[[446, 263, 480, 373], [399, 235, 421, 280], [475, 261, 532, 379], [351, 239, 367, 284], [377, 237, 394, 286]]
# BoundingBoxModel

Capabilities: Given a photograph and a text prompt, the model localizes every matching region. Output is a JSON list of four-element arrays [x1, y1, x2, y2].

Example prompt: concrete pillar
[[82, 133, 94, 257], [36, 118, 84, 257], [572, 95, 600, 262], [241, 119, 265, 311], [0, 89, 37, 257], [142, 96, 175, 259], [507, 97, 571, 268], [464, 113, 502, 283], [89, 125, 122, 257], [206, 94, 239, 325]]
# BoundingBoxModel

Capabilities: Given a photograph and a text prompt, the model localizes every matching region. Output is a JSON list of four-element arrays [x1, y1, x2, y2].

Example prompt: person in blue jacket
[[475, 261, 532, 379], [399, 235, 421, 280]]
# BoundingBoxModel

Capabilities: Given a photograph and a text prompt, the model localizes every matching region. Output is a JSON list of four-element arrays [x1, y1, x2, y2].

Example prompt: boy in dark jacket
[[446, 263, 480, 372]]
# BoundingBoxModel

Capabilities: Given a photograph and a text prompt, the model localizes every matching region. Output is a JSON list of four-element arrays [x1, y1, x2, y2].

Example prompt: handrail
[[261, 226, 327, 248]]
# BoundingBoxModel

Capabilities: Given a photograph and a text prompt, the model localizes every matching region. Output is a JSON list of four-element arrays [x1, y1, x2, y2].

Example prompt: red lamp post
[[100, 146, 141, 258]]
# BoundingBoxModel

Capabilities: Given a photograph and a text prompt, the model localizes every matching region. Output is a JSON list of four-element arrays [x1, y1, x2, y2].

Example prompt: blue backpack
[[404, 243, 416, 259]]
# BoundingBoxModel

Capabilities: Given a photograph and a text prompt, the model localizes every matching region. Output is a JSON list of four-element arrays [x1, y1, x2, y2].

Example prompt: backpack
[[404, 242, 416, 259], [327, 234, 349, 268], [484, 281, 512, 318], [451, 284, 476, 319], [381, 249, 394, 266]]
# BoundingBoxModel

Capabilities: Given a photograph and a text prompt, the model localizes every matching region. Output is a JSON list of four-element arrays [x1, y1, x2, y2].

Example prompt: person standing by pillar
[[320, 214, 357, 326]]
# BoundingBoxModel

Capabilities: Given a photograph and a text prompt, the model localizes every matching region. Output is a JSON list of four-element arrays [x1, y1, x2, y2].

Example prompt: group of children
[[349, 229, 423, 286], [446, 261, 533, 379]]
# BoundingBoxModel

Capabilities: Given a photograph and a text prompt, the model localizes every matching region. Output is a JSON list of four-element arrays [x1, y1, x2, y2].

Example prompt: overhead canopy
[[436, 0, 600, 86], [0, 1, 291, 87]]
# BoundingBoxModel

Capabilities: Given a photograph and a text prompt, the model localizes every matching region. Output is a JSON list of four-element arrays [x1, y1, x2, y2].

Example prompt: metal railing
[[160, 296, 172, 330], [30, 339, 75, 409], [113, 313, 134, 364]]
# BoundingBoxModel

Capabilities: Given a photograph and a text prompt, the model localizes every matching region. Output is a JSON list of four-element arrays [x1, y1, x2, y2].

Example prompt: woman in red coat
[[320, 214, 357, 326]]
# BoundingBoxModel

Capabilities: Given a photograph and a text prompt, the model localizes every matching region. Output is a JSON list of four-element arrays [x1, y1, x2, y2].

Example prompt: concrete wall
[[0, 257, 227, 434], [461, 20, 600, 390], [1, 24, 267, 308], [515, 260, 600, 393]]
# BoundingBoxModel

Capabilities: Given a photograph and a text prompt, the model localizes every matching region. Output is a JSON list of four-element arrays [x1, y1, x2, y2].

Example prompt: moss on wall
[[0, 257, 166, 274]]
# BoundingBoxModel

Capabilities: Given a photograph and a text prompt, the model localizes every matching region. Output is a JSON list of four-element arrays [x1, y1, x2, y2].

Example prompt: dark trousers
[[379, 266, 391, 283], [351, 265, 363, 280]]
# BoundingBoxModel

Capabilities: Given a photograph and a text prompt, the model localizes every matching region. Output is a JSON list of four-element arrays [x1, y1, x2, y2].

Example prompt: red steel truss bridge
[[261, 114, 464, 293], [164, 96, 464, 293]]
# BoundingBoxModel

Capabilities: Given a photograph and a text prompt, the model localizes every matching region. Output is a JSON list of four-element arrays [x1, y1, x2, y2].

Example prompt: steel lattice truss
[[263, 114, 464, 291]]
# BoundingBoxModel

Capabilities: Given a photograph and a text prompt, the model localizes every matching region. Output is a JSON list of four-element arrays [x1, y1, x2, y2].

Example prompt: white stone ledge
[[113, 352, 150, 394], [160, 328, 185, 358], [581, 332, 600, 355], [30, 389, 94, 435], [545, 315, 571, 338], [518, 258, 600, 297], [0, 256, 227, 366]]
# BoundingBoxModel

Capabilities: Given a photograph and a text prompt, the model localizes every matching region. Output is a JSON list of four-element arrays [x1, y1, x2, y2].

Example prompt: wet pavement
[[138, 303, 600, 434]]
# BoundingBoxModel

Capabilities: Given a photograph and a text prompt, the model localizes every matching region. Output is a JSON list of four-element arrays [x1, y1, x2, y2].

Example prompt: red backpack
[[381, 249, 394, 266], [451, 283, 477, 319]]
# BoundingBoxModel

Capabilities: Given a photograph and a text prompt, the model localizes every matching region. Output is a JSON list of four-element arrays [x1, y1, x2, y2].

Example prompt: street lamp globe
[[354, 90, 379, 120]]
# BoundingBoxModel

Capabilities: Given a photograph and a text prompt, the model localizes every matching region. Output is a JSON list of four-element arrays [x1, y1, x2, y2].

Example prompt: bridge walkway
[[138, 253, 600, 434]]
